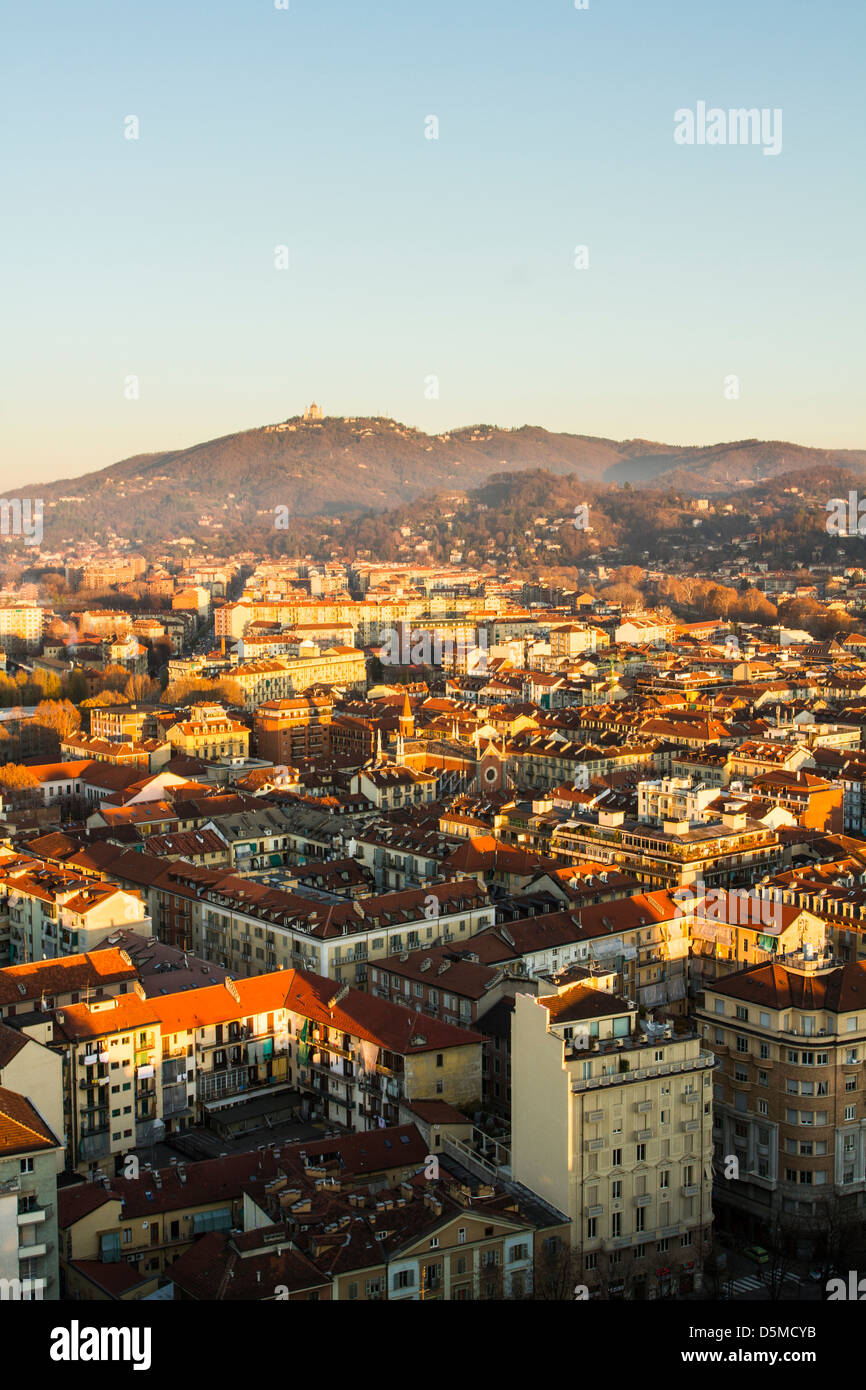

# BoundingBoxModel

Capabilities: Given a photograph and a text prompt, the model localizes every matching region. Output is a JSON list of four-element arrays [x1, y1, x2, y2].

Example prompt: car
[[743, 1245, 769, 1265]]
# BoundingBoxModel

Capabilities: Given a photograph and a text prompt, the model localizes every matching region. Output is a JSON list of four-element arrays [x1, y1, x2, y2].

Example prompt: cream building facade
[[512, 981, 715, 1298]]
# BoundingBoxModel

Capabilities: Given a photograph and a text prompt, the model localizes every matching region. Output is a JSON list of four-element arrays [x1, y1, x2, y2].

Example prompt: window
[[735, 1067, 748, 1082], [347, 1283, 358, 1301], [714, 1000, 725, 1014], [611, 1213, 621, 1238], [393, 1270, 415, 1290], [758, 1070, 769, 1086], [657, 1238, 669, 1253], [636, 1144, 646, 1162], [19, 1158, 34, 1174], [586, 1217, 597, 1239], [659, 1170, 670, 1189], [736, 1036, 748, 1054], [759, 1042, 769, 1060], [759, 1012, 770, 1027], [845, 1105, 856, 1121], [758, 1099, 768, 1116], [612, 1180, 622, 1199], [458, 1228, 466, 1244], [635, 1207, 645, 1233], [429, 1237, 440, 1249], [735, 1006, 748, 1021], [585, 1253, 598, 1271], [847, 1076, 857, 1091], [612, 1148, 622, 1167], [436, 1053, 443, 1068]]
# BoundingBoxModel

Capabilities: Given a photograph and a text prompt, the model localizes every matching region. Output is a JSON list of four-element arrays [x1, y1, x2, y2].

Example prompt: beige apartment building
[[512, 981, 715, 1298], [1, 867, 150, 965], [44, 966, 483, 1174], [550, 807, 783, 893], [0, 1086, 62, 1302], [165, 704, 250, 760], [0, 602, 43, 653], [232, 648, 366, 708], [698, 946, 866, 1234]]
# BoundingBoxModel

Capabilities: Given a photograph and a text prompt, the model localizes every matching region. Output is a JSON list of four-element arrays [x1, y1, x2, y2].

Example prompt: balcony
[[681, 1185, 699, 1198], [162, 1057, 188, 1085], [17, 1205, 49, 1227], [18, 1238, 49, 1260]]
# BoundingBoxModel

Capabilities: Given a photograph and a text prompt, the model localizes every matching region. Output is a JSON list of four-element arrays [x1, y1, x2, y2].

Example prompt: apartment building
[[0, 867, 150, 965], [0, 949, 138, 1023], [0, 602, 43, 653], [0, 1084, 62, 1300], [89, 703, 160, 744], [354, 824, 462, 892], [351, 764, 438, 810], [0, 1021, 65, 1179], [697, 947, 866, 1233], [685, 892, 825, 997], [57, 1127, 429, 1296], [370, 946, 523, 1028], [549, 807, 783, 893], [195, 877, 494, 984], [231, 649, 366, 709], [253, 696, 333, 763], [507, 735, 654, 791], [750, 770, 844, 834], [47, 966, 483, 1173], [637, 777, 718, 826], [165, 705, 250, 761], [512, 982, 715, 1298]]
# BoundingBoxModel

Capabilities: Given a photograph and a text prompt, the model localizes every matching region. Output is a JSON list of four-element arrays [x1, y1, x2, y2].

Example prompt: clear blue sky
[[2, 0, 864, 488]]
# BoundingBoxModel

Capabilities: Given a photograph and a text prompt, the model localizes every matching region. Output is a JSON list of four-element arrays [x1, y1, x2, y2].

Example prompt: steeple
[[398, 690, 414, 739]]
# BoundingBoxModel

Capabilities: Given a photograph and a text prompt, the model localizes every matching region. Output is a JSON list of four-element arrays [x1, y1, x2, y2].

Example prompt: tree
[[31, 699, 80, 740], [0, 763, 42, 809], [124, 674, 160, 703]]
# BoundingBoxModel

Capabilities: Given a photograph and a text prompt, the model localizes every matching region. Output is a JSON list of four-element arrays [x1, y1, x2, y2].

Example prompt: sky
[[2, 0, 864, 489]]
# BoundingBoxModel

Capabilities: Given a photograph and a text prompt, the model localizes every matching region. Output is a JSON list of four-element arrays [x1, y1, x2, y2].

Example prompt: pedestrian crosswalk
[[726, 1270, 800, 1296]]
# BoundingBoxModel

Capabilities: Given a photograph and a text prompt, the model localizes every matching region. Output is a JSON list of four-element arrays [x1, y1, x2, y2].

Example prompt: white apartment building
[[637, 777, 718, 827], [512, 981, 715, 1298]]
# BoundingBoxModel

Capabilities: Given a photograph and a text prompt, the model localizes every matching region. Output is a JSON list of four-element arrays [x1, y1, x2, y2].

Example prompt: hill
[[18, 414, 866, 547]]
